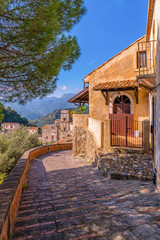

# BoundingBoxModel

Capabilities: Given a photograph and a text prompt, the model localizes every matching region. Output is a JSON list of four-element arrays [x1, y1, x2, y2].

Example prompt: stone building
[[25, 127, 38, 135], [69, 35, 151, 151], [42, 124, 55, 142], [85, 36, 149, 123], [1, 122, 20, 132], [136, 0, 160, 190], [41, 111, 72, 143], [60, 110, 72, 139], [42, 121, 61, 143], [69, 33, 153, 180]]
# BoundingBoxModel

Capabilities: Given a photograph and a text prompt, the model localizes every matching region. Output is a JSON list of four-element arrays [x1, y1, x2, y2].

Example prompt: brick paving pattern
[[12, 150, 160, 240]]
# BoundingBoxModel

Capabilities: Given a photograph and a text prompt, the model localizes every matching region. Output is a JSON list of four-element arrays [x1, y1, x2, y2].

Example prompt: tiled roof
[[93, 80, 137, 91], [27, 127, 38, 130], [42, 125, 50, 129], [68, 87, 89, 103], [146, 0, 155, 41], [2, 122, 20, 125]]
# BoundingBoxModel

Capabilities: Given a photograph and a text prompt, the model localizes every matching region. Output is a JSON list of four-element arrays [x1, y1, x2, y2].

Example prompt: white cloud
[[62, 86, 67, 91], [58, 85, 67, 91]]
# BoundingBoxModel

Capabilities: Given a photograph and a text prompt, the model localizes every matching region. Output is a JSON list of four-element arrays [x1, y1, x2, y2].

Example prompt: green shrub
[[70, 105, 88, 115], [0, 128, 41, 174], [0, 172, 8, 185]]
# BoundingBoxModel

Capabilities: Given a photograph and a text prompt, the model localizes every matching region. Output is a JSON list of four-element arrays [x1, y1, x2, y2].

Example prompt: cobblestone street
[[12, 150, 160, 240]]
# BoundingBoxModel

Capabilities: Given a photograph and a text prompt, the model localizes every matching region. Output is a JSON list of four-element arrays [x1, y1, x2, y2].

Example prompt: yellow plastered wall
[[85, 36, 149, 121]]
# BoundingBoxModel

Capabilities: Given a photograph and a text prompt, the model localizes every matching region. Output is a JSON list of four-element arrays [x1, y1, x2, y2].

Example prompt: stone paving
[[12, 150, 160, 240]]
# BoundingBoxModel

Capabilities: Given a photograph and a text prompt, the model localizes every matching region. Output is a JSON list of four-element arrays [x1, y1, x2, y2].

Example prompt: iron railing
[[110, 115, 143, 148], [138, 40, 156, 76]]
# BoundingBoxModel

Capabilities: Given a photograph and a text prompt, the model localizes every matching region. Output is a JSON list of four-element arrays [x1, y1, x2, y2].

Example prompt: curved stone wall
[[0, 143, 72, 240]]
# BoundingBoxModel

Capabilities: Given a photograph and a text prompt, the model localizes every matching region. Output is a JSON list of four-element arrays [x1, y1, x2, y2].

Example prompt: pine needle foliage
[[0, 102, 4, 124], [0, 0, 86, 103]]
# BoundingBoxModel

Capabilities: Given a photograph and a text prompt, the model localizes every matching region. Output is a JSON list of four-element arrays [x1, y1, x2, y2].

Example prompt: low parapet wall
[[73, 114, 89, 129], [88, 117, 104, 148], [0, 143, 72, 240]]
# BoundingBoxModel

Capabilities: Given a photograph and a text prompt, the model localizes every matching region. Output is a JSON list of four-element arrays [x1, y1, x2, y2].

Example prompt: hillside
[[34, 108, 76, 128], [2, 107, 36, 126], [6, 93, 75, 120]]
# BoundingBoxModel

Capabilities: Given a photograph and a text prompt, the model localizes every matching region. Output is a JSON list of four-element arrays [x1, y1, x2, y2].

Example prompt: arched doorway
[[109, 94, 136, 147], [109, 92, 134, 114], [113, 95, 131, 114]]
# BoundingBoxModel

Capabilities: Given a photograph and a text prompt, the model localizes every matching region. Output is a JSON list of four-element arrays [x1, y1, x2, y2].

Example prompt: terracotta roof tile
[[26, 127, 38, 130], [93, 80, 137, 91], [42, 125, 49, 129], [2, 122, 20, 125]]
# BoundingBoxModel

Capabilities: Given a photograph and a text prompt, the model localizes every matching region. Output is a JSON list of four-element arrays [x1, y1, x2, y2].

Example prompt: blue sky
[[52, 0, 148, 97]]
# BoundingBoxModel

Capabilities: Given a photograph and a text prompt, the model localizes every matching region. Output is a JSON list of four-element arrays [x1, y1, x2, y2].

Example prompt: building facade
[[42, 121, 62, 143], [25, 127, 38, 135], [70, 36, 150, 150], [42, 124, 55, 142], [137, 0, 160, 190], [60, 110, 72, 139], [1, 122, 20, 132], [69, 37, 153, 183], [84, 36, 149, 123], [41, 111, 72, 143]]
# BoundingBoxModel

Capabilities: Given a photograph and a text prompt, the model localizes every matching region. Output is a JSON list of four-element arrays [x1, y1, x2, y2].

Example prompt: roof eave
[[68, 87, 89, 103], [146, 0, 155, 41]]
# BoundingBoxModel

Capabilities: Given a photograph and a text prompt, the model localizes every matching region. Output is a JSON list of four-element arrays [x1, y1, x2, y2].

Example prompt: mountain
[[34, 108, 76, 128], [6, 93, 75, 120]]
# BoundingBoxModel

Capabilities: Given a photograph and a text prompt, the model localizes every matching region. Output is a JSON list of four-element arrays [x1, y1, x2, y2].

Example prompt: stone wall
[[0, 143, 72, 240], [72, 113, 153, 181], [73, 114, 89, 129], [73, 124, 153, 181], [96, 149, 153, 181], [73, 126, 100, 163]]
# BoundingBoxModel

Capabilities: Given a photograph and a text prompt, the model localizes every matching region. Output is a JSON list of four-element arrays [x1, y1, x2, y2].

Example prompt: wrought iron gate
[[109, 114, 143, 148]]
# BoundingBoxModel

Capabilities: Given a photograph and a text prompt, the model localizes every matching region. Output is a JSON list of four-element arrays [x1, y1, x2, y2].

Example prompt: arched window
[[113, 95, 131, 114]]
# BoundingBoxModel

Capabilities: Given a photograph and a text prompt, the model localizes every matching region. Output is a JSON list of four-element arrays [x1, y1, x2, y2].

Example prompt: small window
[[137, 51, 147, 68]]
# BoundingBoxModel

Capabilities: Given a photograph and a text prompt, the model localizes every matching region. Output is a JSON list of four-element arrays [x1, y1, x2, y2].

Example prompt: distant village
[[1, 109, 73, 144]]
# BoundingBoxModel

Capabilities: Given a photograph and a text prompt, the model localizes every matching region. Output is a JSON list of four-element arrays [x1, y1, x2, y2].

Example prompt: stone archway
[[109, 92, 134, 114]]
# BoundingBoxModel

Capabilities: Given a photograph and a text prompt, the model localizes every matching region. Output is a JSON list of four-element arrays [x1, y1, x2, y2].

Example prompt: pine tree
[[0, 103, 4, 129], [0, 0, 86, 103]]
